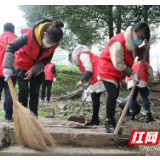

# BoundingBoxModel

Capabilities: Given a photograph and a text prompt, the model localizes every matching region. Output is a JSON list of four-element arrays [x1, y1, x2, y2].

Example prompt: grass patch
[[51, 65, 82, 94], [38, 110, 46, 116], [56, 65, 80, 73]]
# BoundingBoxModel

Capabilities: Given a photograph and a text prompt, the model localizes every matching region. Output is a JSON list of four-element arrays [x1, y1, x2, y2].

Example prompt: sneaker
[[45, 99, 50, 103], [105, 118, 122, 134], [5, 118, 13, 123], [40, 100, 44, 103], [105, 118, 116, 133]]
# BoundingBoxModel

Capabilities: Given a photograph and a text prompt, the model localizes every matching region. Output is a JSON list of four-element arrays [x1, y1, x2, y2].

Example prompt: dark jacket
[[4, 19, 58, 78]]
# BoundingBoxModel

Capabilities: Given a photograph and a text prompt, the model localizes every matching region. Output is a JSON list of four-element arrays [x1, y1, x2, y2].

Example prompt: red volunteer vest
[[98, 32, 138, 84], [0, 32, 17, 76], [126, 61, 148, 83], [78, 52, 99, 85], [15, 29, 58, 71], [44, 62, 54, 81]]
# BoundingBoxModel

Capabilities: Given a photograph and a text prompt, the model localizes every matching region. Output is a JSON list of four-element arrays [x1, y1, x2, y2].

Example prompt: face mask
[[42, 33, 54, 48], [132, 36, 143, 46]]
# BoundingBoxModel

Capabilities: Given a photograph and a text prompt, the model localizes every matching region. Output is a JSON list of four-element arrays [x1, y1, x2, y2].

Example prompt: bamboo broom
[[7, 77, 55, 151]]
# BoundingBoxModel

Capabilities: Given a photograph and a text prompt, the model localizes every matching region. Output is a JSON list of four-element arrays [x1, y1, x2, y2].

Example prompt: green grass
[[38, 110, 46, 116], [51, 65, 81, 94], [0, 109, 5, 116], [56, 65, 80, 73]]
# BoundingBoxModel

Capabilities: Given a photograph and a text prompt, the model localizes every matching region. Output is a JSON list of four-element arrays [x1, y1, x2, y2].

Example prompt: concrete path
[[0, 117, 143, 156], [8, 125, 129, 147], [0, 145, 142, 156]]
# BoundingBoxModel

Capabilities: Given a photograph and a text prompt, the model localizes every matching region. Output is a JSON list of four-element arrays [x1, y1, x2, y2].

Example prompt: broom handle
[[113, 49, 148, 136], [76, 93, 88, 116], [7, 77, 18, 104]]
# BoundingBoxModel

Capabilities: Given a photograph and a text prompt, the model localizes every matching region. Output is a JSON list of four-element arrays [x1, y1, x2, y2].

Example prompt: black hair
[[46, 20, 64, 43], [3, 23, 15, 33], [133, 22, 150, 42]]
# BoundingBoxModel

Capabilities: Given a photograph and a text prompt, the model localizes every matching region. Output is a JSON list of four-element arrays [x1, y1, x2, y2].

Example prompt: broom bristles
[[7, 78, 55, 151], [13, 101, 55, 151]]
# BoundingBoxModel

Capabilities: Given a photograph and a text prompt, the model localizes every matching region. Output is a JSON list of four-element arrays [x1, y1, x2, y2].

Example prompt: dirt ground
[[0, 85, 160, 126]]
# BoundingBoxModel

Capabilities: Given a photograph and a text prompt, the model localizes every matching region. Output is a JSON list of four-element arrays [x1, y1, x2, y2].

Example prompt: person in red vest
[[3, 19, 64, 116], [0, 23, 17, 121], [97, 22, 150, 133], [126, 58, 154, 123], [41, 62, 56, 103], [69, 45, 105, 126]]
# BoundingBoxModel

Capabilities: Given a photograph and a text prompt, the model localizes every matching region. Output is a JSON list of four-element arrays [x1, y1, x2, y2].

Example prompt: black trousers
[[41, 80, 52, 101], [17, 76, 40, 116], [91, 92, 102, 119], [102, 80, 120, 120], [0, 77, 16, 119]]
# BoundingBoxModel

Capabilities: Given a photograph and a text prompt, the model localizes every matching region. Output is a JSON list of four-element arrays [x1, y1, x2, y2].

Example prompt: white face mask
[[42, 33, 54, 48]]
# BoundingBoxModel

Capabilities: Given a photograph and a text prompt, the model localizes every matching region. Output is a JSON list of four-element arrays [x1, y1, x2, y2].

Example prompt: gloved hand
[[132, 71, 139, 82], [54, 78, 56, 82], [3, 68, 13, 81]]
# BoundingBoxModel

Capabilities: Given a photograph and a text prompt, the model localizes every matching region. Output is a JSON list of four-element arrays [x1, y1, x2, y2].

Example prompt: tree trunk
[[107, 5, 114, 38], [53, 88, 83, 100], [116, 6, 122, 34], [144, 8, 149, 63]]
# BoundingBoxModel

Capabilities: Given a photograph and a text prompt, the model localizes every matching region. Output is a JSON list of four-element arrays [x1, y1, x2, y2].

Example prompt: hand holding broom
[[7, 77, 55, 151]]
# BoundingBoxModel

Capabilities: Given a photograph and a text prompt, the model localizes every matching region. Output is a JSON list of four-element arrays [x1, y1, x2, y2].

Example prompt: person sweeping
[[3, 19, 64, 116], [97, 21, 150, 133], [2, 19, 64, 150], [69, 45, 105, 126]]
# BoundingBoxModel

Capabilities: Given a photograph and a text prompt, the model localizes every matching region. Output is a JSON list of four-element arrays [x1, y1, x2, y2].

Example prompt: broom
[[7, 77, 55, 151], [68, 93, 88, 124]]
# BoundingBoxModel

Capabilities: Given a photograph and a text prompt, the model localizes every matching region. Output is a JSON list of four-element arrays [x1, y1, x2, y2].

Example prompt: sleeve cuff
[[121, 67, 133, 77], [80, 71, 92, 82], [30, 62, 45, 76], [3, 52, 15, 69]]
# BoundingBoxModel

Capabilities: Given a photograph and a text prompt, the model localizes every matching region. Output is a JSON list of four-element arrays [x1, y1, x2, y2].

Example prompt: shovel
[[68, 94, 89, 124], [112, 44, 148, 140]]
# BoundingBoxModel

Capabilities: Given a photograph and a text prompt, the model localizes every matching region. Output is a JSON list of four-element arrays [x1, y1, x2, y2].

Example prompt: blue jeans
[[129, 86, 150, 113], [0, 77, 16, 120]]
